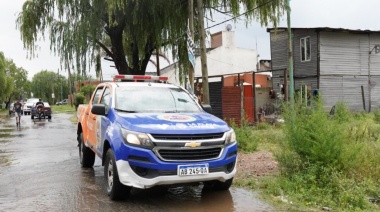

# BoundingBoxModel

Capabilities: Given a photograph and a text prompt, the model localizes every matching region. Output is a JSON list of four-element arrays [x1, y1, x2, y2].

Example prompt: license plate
[[178, 164, 209, 176]]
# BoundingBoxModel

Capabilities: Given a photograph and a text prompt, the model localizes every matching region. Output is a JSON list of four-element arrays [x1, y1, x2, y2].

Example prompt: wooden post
[[197, 0, 210, 104], [156, 52, 160, 76], [361, 85, 366, 111], [284, 69, 288, 102], [252, 72, 256, 123], [188, 0, 195, 91]]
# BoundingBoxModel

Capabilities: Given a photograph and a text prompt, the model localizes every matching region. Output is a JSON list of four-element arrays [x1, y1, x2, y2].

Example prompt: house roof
[[267, 27, 380, 33]]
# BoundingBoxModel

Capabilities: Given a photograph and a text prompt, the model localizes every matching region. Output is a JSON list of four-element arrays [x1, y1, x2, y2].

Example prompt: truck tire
[[105, 149, 131, 200], [203, 178, 233, 191], [79, 133, 95, 168]]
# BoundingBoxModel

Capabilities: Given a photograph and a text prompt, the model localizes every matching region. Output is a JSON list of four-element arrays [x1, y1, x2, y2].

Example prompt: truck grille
[[150, 133, 224, 140], [157, 147, 222, 161]]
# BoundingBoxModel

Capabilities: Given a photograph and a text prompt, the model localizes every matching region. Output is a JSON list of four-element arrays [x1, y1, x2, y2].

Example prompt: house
[[267, 27, 380, 111], [161, 29, 259, 85], [159, 29, 265, 122]]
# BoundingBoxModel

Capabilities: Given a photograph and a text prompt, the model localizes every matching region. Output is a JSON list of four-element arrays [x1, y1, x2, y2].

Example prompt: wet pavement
[[0, 113, 275, 212]]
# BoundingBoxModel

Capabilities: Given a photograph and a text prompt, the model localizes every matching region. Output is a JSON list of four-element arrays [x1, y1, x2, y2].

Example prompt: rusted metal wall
[[221, 87, 241, 124]]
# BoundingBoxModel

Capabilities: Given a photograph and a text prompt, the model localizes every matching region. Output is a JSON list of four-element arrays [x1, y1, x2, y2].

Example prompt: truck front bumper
[[115, 143, 237, 189], [116, 160, 236, 189]]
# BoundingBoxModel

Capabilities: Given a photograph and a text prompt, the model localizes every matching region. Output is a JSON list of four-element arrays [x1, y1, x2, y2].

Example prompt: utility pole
[[188, 0, 195, 92], [197, 0, 210, 104], [156, 52, 160, 76], [287, 0, 294, 108], [58, 69, 63, 101]]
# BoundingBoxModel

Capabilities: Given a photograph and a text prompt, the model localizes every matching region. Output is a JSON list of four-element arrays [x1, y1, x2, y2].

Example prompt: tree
[[0, 52, 31, 108], [31, 70, 69, 104], [17, 0, 284, 79], [0, 52, 10, 101]]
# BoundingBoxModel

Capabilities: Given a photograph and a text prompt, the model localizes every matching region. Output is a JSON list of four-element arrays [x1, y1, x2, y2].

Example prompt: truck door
[[95, 86, 112, 153], [86, 86, 104, 147]]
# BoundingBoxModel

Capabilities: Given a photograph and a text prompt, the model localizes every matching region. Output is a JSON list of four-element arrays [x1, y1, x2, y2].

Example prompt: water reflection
[[32, 122, 46, 129]]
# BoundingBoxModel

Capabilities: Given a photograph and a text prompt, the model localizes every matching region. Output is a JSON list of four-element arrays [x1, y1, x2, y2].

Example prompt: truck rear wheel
[[79, 133, 95, 168], [203, 178, 233, 191], [105, 149, 131, 200]]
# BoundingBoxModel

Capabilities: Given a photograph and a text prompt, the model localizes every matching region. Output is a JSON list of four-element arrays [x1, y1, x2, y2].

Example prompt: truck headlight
[[225, 129, 237, 145], [120, 128, 154, 148]]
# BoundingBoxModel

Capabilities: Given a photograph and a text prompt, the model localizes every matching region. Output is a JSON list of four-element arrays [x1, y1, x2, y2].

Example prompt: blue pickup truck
[[76, 75, 237, 200]]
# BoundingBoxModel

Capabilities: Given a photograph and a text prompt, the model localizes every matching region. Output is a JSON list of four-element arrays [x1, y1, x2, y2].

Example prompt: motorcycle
[[34, 104, 45, 121]]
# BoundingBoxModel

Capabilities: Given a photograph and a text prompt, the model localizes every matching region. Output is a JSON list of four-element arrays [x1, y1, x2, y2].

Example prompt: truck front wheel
[[79, 133, 95, 168], [105, 149, 131, 200]]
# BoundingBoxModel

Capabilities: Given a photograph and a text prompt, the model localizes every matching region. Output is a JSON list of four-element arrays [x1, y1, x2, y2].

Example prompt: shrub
[[79, 85, 96, 96], [332, 101, 351, 124], [79, 85, 96, 102], [374, 108, 380, 124], [74, 93, 85, 110], [229, 118, 258, 153], [282, 99, 346, 171]]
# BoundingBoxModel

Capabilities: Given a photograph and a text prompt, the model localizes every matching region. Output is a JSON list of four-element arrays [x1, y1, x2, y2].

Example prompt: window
[[300, 37, 311, 62], [115, 86, 201, 113], [92, 87, 104, 104], [100, 87, 111, 113]]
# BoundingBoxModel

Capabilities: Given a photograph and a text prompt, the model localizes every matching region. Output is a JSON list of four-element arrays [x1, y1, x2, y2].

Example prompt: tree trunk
[[108, 23, 131, 75], [108, 27, 155, 76], [129, 37, 155, 75], [197, 0, 210, 104]]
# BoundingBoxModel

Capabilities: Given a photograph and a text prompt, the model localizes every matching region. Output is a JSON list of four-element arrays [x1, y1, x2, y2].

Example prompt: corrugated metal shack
[[268, 27, 380, 111]]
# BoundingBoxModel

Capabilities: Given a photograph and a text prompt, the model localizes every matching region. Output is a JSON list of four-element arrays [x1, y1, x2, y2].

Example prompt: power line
[[204, 0, 277, 30]]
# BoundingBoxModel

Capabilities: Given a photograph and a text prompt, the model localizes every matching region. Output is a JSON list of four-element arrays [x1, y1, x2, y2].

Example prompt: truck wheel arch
[[77, 123, 83, 144]]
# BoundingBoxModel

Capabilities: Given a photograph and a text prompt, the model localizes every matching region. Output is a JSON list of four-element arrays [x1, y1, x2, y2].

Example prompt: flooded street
[[0, 113, 274, 212]]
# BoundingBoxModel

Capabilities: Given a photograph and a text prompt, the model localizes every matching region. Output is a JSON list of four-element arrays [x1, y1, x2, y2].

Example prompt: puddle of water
[[0, 128, 13, 133], [0, 150, 12, 167], [230, 188, 275, 211], [0, 140, 12, 144], [0, 133, 14, 138]]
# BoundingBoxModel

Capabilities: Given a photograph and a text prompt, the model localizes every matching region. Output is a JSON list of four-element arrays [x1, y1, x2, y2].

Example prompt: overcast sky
[[1, 0, 380, 81]]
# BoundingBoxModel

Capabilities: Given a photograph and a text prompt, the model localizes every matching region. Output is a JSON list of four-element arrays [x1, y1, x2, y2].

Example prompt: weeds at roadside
[[235, 99, 380, 211]]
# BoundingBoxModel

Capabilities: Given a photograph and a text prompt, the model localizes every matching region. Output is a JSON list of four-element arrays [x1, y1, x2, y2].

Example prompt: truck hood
[[115, 112, 230, 134]]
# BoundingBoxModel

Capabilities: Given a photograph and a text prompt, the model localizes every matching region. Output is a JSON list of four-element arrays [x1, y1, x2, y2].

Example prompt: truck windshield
[[115, 86, 201, 113]]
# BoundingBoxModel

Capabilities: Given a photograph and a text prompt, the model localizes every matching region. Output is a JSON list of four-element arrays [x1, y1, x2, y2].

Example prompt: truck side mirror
[[91, 104, 106, 116], [202, 104, 212, 114]]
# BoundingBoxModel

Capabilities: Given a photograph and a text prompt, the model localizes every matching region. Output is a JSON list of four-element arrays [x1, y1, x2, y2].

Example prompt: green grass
[[52, 104, 76, 114], [52, 105, 77, 124], [236, 101, 380, 211], [0, 109, 8, 115]]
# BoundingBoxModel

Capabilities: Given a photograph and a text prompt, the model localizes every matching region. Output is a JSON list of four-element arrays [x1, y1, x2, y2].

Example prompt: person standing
[[13, 99, 23, 126]]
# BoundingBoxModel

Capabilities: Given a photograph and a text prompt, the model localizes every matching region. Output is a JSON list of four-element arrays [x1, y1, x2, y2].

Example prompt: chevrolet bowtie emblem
[[185, 142, 201, 148]]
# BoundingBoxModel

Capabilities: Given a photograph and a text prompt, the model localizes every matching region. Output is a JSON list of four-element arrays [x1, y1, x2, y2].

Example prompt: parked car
[[56, 99, 68, 105], [8, 103, 14, 115], [23, 98, 39, 115], [31, 102, 52, 120]]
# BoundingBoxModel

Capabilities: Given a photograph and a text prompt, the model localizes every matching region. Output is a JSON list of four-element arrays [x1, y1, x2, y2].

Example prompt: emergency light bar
[[113, 75, 168, 82]]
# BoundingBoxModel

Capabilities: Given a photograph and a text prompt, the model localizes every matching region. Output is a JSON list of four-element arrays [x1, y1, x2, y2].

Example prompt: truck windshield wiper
[[115, 108, 137, 113]]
